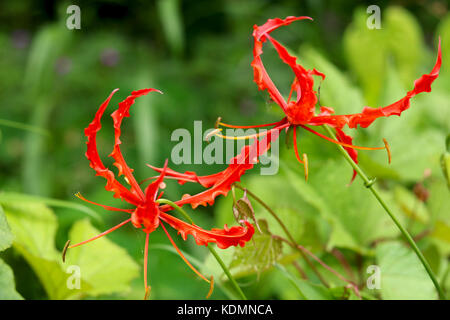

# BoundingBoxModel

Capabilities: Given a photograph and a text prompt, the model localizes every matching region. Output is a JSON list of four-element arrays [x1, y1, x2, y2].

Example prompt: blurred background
[[0, 0, 449, 300]]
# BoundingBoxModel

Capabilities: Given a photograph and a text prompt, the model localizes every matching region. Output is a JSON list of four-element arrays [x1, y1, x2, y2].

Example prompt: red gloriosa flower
[[65, 88, 255, 298], [210, 16, 442, 182]]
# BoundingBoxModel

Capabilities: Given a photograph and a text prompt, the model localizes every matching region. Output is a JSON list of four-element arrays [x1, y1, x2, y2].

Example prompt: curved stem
[[322, 125, 446, 300], [156, 199, 247, 300]]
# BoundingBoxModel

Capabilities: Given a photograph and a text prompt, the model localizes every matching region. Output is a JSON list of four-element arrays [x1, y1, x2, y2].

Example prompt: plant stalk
[[156, 198, 247, 300], [322, 124, 446, 300]]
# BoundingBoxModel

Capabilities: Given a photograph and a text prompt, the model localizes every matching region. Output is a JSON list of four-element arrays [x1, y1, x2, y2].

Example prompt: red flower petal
[[145, 159, 168, 202], [85, 89, 142, 205], [335, 127, 358, 183], [110, 88, 162, 201], [309, 39, 442, 129], [160, 212, 255, 249], [251, 16, 313, 113], [147, 165, 222, 188], [265, 34, 320, 123]]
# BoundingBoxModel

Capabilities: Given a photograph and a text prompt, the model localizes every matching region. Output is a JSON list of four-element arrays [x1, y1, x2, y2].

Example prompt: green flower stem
[[156, 199, 248, 300], [322, 124, 446, 300]]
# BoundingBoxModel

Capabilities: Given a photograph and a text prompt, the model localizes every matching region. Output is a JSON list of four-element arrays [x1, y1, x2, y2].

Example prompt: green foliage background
[[0, 0, 449, 300]]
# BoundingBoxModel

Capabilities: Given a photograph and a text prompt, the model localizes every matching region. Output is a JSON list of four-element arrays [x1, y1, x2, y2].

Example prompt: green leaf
[[283, 160, 399, 253], [436, 13, 450, 73], [0, 205, 14, 251], [275, 264, 335, 300], [343, 7, 424, 105], [0, 192, 101, 222], [14, 247, 91, 300], [65, 219, 140, 296], [0, 258, 23, 300], [384, 6, 424, 86], [229, 219, 282, 277], [1, 199, 87, 299], [343, 8, 387, 105], [364, 66, 447, 182], [300, 45, 365, 114], [2, 200, 59, 260], [440, 135, 450, 189], [376, 241, 437, 299], [2, 198, 138, 299], [393, 186, 429, 224], [0, 206, 21, 300]]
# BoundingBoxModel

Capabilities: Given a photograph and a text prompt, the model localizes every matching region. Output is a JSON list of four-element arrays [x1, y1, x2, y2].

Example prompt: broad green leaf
[[65, 219, 140, 296], [0, 206, 21, 300], [441, 135, 450, 188], [430, 221, 450, 256], [275, 264, 335, 300], [2, 200, 59, 260], [427, 178, 450, 224], [343, 8, 387, 105], [376, 241, 437, 299], [384, 6, 424, 86], [0, 258, 23, 300], [2, 199, 138, 299], [300, 45, 365, 114], [436, 13, 450, 73], [229, 219, 282, 277], [0, 192, 101, 222], [343, 7, 424, 105], [0, 205, 13, 251], [364, 66, 446, 182], [393, 186, 429, 224], [284, 160, 399, 253], [13, 246, 91, 300], [1, 199, 87, 299]]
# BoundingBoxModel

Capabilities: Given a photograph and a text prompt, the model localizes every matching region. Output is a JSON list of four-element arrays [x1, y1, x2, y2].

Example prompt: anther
[[62, 240, 71, 263], [303, 153, 309, 182], [206, 276, 214, 299], [383, 138, 391, 164], [214, 117, 222, 129], [144, 286, 151, 300]]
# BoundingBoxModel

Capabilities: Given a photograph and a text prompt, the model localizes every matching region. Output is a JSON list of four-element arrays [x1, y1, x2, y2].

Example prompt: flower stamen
[[206, 276, 214, 299], [144, 232, 150, 299], [383, 138, 391, 164], [301, 125, 388, 152], [67, 218, 132, 249], [160, 221, 211, 285], [75, 192, 133, 213], [214, 122, 289, 141], [293, 126, 309, 181], [217, 119, 286, 129]]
